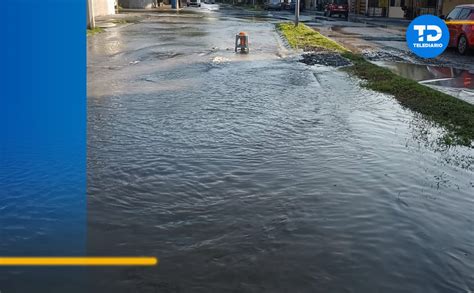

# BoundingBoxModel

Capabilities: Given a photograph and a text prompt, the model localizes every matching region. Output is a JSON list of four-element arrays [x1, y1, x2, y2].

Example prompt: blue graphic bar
[[0, 0, 86, 263]]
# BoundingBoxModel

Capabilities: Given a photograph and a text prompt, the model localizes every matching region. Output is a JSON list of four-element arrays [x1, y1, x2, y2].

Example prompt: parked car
[[187, 0, 201, 7], [324, 0, 348, 19], [444, 4, 474, 54], [264, 0, 282, 10]]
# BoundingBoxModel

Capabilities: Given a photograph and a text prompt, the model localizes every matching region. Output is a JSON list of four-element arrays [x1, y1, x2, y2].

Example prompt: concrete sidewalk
[[309, 10, 410, 28], [349, 14, 411, 28]]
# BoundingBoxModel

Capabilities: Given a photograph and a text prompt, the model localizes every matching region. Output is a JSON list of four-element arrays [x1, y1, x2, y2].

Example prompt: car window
[[446, 7, 461, 20], [457, 8, 471, 20]]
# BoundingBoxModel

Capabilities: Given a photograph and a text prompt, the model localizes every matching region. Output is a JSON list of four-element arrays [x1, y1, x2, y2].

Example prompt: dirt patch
[[362, 51, 405, 62], [300, 52, 351, 67], [315, 25, 378, 53], [331, 26, 361, 36]]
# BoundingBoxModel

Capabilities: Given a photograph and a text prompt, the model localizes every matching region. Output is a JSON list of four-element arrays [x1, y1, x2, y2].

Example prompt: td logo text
[[413, 25, 442, 42]]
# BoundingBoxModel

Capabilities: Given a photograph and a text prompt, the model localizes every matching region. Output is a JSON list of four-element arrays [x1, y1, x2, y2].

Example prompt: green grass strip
[[87, 27, 103, 36], [277, 22, 474, 146], [277, 22, 348, 53]]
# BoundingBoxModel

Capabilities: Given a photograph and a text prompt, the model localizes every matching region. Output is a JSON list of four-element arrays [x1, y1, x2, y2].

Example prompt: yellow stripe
[[445, 21, 474, 25], [0, 257, 158, 266]]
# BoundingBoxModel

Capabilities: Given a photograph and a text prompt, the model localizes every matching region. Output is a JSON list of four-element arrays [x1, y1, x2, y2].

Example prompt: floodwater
[[87, 6, 474, 293], [373, 61, 474, 105]]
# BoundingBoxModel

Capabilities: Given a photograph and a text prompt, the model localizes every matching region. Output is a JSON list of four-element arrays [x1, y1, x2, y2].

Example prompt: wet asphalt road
[[87, 6, 474, 293]]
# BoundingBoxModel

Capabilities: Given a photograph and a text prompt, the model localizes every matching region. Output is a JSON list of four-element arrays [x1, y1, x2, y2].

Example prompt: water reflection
[[373, 61, 474, 90]]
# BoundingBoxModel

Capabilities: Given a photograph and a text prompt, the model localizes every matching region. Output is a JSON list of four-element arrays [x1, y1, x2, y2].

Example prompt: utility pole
[[436, 0, 443, 16], [172, 0, 179, 10], [294, 0, 300, 26], [87, 0, 96, 29]]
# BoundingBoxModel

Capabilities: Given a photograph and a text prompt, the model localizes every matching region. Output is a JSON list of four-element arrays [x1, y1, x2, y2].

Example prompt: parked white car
[[187, 0, 201, 7]]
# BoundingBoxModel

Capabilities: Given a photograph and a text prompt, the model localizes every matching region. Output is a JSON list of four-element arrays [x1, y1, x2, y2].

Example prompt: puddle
[[373, 61, 474, 90]]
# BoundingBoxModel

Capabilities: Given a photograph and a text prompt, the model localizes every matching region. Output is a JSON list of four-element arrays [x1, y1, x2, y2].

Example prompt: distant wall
[[94, 0, 116, 16], [118, 0, 155, 8]]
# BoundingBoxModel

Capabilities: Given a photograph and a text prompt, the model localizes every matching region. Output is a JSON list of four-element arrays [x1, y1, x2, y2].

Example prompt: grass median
[[277, 22, 347, 53], [277, 22, 474, 147]]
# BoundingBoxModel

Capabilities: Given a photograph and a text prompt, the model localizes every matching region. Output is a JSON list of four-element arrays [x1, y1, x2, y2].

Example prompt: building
[[351, 0, 471, 18], [87, 0, 116, 29], [118, 0, 172, 8], [93, 0, 116, 16]]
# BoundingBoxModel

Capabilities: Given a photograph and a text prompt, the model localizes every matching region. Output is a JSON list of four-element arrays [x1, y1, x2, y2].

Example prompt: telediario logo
[[406, 15, 449, 58], [413, 25, 442, 42]]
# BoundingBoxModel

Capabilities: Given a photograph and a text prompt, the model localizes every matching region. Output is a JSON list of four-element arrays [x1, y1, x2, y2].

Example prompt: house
[[351, 0, 471, 18]]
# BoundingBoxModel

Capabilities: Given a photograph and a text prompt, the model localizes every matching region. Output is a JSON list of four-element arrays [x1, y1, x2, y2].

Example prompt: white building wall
[[93, 0, 116, 16]]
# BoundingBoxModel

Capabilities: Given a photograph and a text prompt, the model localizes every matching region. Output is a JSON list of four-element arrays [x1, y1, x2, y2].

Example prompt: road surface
[[87, 6, 474, 293]]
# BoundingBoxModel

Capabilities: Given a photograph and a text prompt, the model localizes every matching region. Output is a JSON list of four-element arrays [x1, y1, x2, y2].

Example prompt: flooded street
[[309, 15, 474, 101], [87, 6, 474, 293]]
